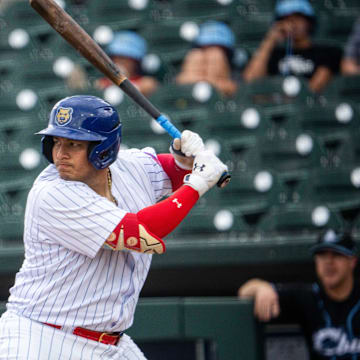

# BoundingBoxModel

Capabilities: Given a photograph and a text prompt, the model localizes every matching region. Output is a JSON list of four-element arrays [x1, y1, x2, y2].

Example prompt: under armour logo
[[193, 162, 206, 172], [172, 198, 182, 208]]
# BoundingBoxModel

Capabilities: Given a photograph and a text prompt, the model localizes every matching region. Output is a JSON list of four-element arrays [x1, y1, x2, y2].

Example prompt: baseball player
[[0, 95, 227, 359]]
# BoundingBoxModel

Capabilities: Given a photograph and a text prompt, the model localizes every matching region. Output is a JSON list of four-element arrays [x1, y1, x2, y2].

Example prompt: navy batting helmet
[[37, 95, 122, 170]]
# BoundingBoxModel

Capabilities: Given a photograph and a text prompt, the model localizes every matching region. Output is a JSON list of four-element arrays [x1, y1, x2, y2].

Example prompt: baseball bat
[[29, 0, 231, 188]]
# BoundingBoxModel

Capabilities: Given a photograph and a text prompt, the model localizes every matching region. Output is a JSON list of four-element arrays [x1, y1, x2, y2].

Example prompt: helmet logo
[[55, 107, 73, 126]]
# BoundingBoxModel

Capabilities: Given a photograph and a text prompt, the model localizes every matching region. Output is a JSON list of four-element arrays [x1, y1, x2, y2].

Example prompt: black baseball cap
[[311, 229, 357, 257]]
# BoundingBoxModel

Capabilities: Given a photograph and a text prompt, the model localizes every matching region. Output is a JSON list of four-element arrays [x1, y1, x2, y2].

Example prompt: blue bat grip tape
[[157, 115, 181, 139]]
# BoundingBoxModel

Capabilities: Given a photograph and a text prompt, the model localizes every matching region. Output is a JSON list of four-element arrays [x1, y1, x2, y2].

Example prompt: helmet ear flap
[[41, 136, 55, 164]]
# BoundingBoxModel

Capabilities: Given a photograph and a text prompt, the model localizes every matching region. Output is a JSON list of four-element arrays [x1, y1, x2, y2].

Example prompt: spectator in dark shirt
[[341, 17, 360, 75], [238, 229, 359, 360], [243, 0, 343, 93], [176, 20, 238, 97]]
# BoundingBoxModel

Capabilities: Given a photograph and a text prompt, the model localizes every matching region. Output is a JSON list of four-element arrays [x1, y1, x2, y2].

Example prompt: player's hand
[[171, 130, 205, 170], [253, 283, 280, 322], [183, 150, 228, 196]]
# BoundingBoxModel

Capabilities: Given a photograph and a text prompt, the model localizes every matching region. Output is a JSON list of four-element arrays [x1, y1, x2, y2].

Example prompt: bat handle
[[157, 115, 231, 188], [156, 115, 181, 139]]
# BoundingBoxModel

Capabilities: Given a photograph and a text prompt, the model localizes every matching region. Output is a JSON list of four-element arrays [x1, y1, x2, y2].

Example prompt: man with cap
[[238, 229, 360, 359], [243, 0, 342, 93], [176, 20, 238, 97], [96, 30, 158, 96]]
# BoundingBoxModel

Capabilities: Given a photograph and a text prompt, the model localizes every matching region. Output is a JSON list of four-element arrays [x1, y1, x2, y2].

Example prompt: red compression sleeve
[[157, 154, 191, 191], [137, 185, 199, 238]]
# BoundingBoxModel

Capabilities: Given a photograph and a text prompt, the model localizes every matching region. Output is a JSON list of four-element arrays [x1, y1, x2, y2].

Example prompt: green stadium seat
[[233, 0, 276, 14], [2, 1, 44, 27], [310, 167, 360, 213], [237, 76, 315, 108], [0, 58, 22, 92], [88, 0, 150, 30], [213, 170, 284, 233], [258, 203, 345, 237], [172, 203, 249, 239], [213, 136, 262, 173], [208, 105, 269, 141], [316, 10, 359, 43], [323, 75, 360, 104], [231, 13, 272, 49], [262, 103, 303, 139], [317, 132, 356, 169], [139, 23, 191, 63], [164, 0, 233, 23], [0, 176, 34, 241], [300, 101, 358, 140], [277, 169, 313, 205], [20, 58, 65, 89], [259, 132, 326, 175], [311, 0, 360, 11]]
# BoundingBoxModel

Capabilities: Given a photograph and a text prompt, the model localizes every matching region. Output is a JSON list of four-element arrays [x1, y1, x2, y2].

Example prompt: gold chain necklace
[[107, 169, 118, 206]]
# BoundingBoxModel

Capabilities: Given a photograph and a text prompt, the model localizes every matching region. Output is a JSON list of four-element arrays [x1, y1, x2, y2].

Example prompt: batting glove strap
[[183, 173, 209, 197]]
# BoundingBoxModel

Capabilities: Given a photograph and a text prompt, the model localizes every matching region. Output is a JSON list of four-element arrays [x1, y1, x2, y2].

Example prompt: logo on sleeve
[[55, 107, 73, 126], [172, 198, 182, 208]]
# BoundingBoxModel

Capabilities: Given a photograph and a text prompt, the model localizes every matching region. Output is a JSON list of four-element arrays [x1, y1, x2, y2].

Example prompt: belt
[[43, 322, 123, 346]]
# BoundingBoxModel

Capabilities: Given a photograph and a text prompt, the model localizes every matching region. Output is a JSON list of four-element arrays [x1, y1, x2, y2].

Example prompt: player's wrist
[[183, 173, 209, 197]]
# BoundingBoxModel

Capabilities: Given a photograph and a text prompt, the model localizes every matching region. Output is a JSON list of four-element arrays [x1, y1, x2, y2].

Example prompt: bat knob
[[217, 172, 231, 188]]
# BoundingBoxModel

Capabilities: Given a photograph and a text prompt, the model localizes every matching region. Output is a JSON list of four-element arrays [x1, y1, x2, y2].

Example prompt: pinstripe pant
[[0, 311, 146, 360]]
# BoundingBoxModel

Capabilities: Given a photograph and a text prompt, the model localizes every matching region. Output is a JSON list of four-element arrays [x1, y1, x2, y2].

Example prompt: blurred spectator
[[176, 21, 238, 97], [341, 17, 360, 75], [243, 0, 343, 93], [96, 31, 159, 97], [238, 229, 360, 360]]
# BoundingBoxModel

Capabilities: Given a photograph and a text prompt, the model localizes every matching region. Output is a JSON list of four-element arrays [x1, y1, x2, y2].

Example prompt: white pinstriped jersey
[[6, 147, 172, 333]]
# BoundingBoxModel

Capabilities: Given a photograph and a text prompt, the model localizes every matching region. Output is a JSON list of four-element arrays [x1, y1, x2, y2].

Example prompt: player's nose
[[53, 143, 70, 160]]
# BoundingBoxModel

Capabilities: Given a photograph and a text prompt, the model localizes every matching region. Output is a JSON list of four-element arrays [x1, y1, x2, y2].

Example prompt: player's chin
[[56, 166, 75, 181]]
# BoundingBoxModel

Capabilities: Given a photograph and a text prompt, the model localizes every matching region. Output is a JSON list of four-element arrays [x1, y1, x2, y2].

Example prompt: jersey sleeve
[[36, 181, 127, 258]]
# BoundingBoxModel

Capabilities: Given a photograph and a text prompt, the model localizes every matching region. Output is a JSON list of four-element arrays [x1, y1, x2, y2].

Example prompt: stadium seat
[[214, 136, 262, 173], [262, 103, 303, 140], [88, 0, 150, 31], [164, 0, 233, 23], [323, 75, 360, 104], [173, 203, 249, 239], [310, 167, 360, 213], [259, 132, 325, 175], [316, 10, 359, 43], [2, 1, 44, 27], [218, 170, 284, 232], [237, 76, 314, 108], [0, 176, 34, 241], [317, 132, 355, 169], [300, 101, 358, 140], [207, 105, 269, 141], [231, 13, 272, 50], [278, 169, 313, 205], [258, 203, 345, 237], [0, 58, 22, 92], [139, 23, 191, 64], [149, 83, 221, 122]]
